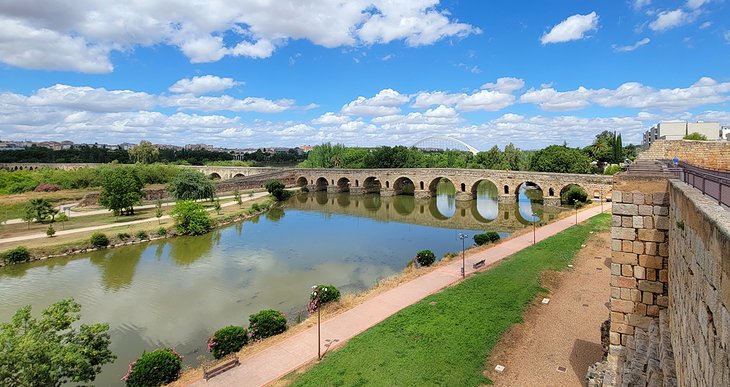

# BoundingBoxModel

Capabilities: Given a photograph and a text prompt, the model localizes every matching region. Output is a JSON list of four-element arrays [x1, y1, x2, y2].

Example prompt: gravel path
[[486, 229, 611, 387]]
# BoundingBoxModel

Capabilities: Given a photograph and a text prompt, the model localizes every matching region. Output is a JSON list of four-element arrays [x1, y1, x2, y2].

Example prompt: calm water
[[0, 182, 554, 386]]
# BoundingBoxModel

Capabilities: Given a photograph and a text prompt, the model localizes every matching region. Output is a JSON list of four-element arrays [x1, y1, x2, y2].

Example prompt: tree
[[265, 180, 291, 201], [529, 145, 592, 174], [612, 133, 623, 164], [99, 167, 143, 216], [213, 198, 222, 214], [46, 224, 56, 237], [24, 198, 57, 223], [128, 140, 160, 164], [0, 299, 115, 386], [233, 189, 242, 207], [167, 169, 215, 201], [154, 200, 163, 224], [302, 143, 347, 168], [22, 206, 35, 229], [170, 200, 212, 235], [56, 213, 69, 230], [684, 132, 708, 140]]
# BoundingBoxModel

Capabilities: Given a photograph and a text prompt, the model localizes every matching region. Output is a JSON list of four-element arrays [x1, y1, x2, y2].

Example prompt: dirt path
[[486, 229, 611, 387]]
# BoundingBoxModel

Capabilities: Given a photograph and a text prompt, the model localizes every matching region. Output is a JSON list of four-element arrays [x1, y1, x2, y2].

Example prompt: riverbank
[[0, 192, 273, 266], [173, 204, 610, 386]]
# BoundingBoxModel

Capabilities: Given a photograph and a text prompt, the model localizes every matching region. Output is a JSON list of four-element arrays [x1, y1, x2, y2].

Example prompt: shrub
[[561, 185, 588, 205], [208, 326, 248, 360], [265, 180, 291, 201], [46, 224, 56, 237], [170, 200, 212, 236], [415, 250, 436, 267], [136, 231, 148, 240], [251, 203, 260, 212], [249, 309, 287, 341], [684, 132, 708, 140], [117, 232, 131, 240], [474, 231, 500, 246], [313, 285, 341, 305], [33, 183, 61, 192], [2, 246, 30, 264], [90, 232, 109, 248], [603, 164, 621, 175], [123, 348, 182, 387], [156, 227, 167, 236]]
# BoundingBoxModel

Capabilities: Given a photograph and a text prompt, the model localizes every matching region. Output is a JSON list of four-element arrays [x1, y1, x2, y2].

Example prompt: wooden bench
[[203, 355, 240, 381], [472, 259, 486, 269]]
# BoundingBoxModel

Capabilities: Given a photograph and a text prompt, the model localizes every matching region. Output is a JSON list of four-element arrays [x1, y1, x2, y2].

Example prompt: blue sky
[[0, 0, 728, 150]]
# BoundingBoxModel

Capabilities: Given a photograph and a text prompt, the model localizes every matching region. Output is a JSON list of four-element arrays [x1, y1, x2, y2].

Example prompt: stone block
[[638, 205, 653, 216], [658, 243, 669, 257], [653, 206, 669, 216], [621, 335, 628, 346], [646, 268, 657, 281], [659, 269, 668, 283], [613, 227, 637, 241], [632, 193, 645, 205], [613, 203, 638, 216], [656, 295, 668, 307], [643, 216, 654, 229], [627, 314, 653, 329], [611, 239, 622, 251], [622, 240, 633, 252], [612, 215, 622, 227], [633, 241, 645, 254], [642, 291, 653, 305], [638, 229, 665, 242], [655, 216, 670, 230], [611, 286, 621, 299], [610, 331, 621, 345], [620, 288, 631, 300], [639, 254, 663, 269], [623, 192, 633, 204], [634, 265, 646, 280], [613, 191, 623, 203], [622, 265, 633, 277], [612, 322, 635, 335], [635, 303, 647, 316], [632, 216, 644, 229], [638, 280, 664, 294], [611, 263, 621, 275], [611, 311, 626, 323], [612, 275, 637, 289], [645, 242, 657, 255], [622, 216, 633, 228], [631, 289, 642, 302], [653, 192, 668, 205], [613, 251, 638, 265], [647, 305, 660, 317]]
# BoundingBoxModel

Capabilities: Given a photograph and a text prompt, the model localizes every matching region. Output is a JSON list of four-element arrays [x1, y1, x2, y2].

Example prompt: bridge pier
[[380, 188, 396, 197], [544, 196, 562, 207], [455, 192, 473, 201], [414, 190, 432, 199], [350, 187, 366, 195], [327, 186, 349, 193], [498, 194, 516, 204]]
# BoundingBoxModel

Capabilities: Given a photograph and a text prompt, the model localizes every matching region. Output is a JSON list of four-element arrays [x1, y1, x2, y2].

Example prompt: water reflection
[[475, 180, 499, 221], [90, 244, 145, 290], [434, 179, 456, 218]]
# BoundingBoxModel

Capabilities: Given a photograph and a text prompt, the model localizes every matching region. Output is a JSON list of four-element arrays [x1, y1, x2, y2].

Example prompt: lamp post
[[308, 285, 323, 360], [458, 233, 468, 278], [532, 212, 538, 244], [600, 187, 604, 213]]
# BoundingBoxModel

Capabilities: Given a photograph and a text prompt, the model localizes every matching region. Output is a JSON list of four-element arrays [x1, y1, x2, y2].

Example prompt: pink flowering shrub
[[122, 348, 183, 387], [308, 285, 340, 314], [208, 325, 248, 359]]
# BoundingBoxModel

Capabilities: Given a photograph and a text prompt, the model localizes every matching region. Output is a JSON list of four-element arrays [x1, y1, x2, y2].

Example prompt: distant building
[[184, 143, 216, 151], [722, 126, 730, 141], [642, 121, 721, 148]]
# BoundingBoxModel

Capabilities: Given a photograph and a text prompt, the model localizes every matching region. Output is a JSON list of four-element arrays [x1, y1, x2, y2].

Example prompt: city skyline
[[1, 1, 729, 149]]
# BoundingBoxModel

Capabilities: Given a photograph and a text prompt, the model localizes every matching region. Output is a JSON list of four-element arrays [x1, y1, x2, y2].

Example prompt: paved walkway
[[191, 203, 611, 387], [0, 192, 269, 245]]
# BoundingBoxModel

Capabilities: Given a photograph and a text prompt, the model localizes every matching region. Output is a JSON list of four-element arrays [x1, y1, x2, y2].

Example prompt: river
[[0, 181, 557, 386]]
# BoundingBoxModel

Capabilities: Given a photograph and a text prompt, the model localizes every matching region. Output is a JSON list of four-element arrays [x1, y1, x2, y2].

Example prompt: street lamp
[[458, 233, 468, 278], [600, 188, 604, 213], [308, 285, 323, 360], [531, 212, 538, 244]]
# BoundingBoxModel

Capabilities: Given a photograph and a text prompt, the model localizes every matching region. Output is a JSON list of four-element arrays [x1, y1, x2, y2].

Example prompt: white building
[[642, 121, 721, 147]]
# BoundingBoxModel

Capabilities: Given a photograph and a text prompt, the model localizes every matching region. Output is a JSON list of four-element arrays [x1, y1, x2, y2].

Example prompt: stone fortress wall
[[638, 140, 730, 171]]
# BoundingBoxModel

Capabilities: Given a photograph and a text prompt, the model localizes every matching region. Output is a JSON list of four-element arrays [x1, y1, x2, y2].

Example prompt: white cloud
[[481, 77, 525, 93], [169, 75, 242, 95], [27, 84, 155, 112], [613, 37, 651, 52], [540, 12, 599, 44], [163, 95, 296, 113], [312, 112, 351, 125], [699, 21, 712, 29], [0, 1, 478, 72], [520, 77, 730, 112], [724, 31, 730, 43], [340, 89, 410, 116], [455, 90, 517, 112], [686, 0, 709, 10], [411, 91, 466, 109], [633, 0, 652, 9], [649, 9, 693, 31]]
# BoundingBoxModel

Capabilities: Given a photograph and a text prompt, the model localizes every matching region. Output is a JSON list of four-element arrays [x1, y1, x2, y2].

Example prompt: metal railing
[[661, 160, 730, 208]]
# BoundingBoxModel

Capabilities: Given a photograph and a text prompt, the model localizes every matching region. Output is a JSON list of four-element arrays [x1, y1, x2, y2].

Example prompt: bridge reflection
[[288, 191, 565, 232]]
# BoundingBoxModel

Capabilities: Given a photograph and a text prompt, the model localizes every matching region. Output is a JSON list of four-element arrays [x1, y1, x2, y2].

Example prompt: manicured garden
[[290, 213, 610, 386]]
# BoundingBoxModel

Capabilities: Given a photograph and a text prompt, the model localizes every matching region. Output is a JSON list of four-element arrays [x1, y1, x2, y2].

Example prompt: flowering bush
[[415, 250, 436, 267], [123, 348, 183, 387], [208, 325, 248, 359], [248, 309, 287, 341]]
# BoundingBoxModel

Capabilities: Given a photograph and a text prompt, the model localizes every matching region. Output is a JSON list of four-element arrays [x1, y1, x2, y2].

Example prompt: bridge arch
[[296, 176, 308, 187], [559, 183, 587, 205], [337, 177, 351, 192], [427, 177, 456, 194], [208, 172, 221, 180], [393, 177, 415, 196], [363, 177, 381, 194], [315, 177, 328, 191], [234, 173, 245, 178]]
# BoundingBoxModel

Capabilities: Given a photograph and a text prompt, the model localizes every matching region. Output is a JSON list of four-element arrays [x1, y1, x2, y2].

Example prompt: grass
[[289, 213, 610, 387]]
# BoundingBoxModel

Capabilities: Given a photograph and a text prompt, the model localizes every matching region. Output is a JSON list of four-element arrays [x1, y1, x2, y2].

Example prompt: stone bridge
[[284, 168, 613, 206]]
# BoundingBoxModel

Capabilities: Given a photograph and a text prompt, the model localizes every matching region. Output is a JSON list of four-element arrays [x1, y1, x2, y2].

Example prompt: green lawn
[[290, 213, 610, 387]]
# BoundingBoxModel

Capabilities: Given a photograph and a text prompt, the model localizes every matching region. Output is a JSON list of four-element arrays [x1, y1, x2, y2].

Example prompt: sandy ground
[[486, 229, 611, 387]]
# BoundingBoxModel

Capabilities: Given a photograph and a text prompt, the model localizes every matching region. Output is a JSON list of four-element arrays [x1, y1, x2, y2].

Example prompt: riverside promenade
[[192, 203, 611, 387]]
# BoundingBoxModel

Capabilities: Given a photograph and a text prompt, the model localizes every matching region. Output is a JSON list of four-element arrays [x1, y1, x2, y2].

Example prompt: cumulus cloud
[[162, 95, 296, 113], [481, 77, 525, 93], [169, 75, 242, 95], [520, 77, 730, 112], [649, 9, 693, 31], [0, 0, 478, 73], [633, 0, 652, 9], [411, 78, 523, 112], [311, 112, 351, 125], [340, 89, 410, 116], [686, 0, 709, 10], [540, 12, 599, 44], [613, 37, 651, 52]]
